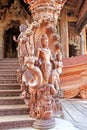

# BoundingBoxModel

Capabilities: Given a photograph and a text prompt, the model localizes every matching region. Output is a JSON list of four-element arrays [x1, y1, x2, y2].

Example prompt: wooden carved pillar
[[16, 0, 67, 129], [60, 8, 69, 58], [80, 28, 86, 55]]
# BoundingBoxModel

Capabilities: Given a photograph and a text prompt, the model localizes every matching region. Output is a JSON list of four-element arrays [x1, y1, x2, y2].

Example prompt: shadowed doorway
[[69, 44, 76, 57], [3, 26, 20, 58]]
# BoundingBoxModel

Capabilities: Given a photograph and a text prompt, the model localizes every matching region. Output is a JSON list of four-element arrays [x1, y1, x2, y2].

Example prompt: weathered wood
[[70, 102, 87, 117], [61, 100, 87, 123], [68, 16, 78, 22], [60, 54, 87, 99], [74, 0, 83, 16], [61, 99, 87, 130]]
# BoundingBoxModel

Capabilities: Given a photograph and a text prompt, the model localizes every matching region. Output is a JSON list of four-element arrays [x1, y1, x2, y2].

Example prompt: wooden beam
[[65, 5, 75, 11], [74, 0, 83, 16], [77, 0, 87, 32], [77, 0, 87, 23], [67, 1, 78, 7], [77, 15, 87, 32], [68, 16, 78, 22]]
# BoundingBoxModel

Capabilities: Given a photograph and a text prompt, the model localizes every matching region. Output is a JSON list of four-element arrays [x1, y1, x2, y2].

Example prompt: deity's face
[[29, 46, 34, 56], [41, 38, 49, 48], [43, 39, 48, 47], [56, 51, 62, 60], [41, 34, 49, 48]]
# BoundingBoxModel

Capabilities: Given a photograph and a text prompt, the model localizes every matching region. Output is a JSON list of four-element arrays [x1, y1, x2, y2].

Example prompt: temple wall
[[0, 0, 86, 58], [59, 8, 86, 58], [0, 0, 32, 58]]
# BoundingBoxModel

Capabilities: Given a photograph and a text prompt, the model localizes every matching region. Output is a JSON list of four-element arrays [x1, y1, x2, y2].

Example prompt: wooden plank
[[69, 101, 87, 117], [81, 103, 87, 109], [73, 121, 87, 130], [61, 100, 87, 123], [62, 105, 74, 121], [75, 128, 82, 130], [68, 16, 78, 22], [61, 104, 82, 130], [61, 99, 87, 130]]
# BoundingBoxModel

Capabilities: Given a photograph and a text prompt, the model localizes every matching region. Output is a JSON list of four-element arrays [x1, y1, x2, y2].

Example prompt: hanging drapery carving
[[17, 0, 66, 129]]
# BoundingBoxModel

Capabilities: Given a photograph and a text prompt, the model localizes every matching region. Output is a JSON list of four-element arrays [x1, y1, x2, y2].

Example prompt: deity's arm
[[49, 84, 57, 95], [50, 54, 55, 62], [13, 35, 19, 43], [35, 48, 42, 65], [36, 47, 41, 58]]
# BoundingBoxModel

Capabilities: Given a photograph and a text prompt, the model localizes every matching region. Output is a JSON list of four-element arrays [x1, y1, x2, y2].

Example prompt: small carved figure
[[54, 49, 63, 76], [37, 34, 52, 82], [21, 44, 43, 107], [13, 24, 28, 66]]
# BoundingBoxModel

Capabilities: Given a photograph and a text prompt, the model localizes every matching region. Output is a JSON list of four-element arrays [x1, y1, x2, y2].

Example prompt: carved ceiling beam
[[74, 0, 83, 16], [65, 6, 75, 11], [76, 0, 87, 32], [68, 16, 78, 22], [66, 1, 77, 7]]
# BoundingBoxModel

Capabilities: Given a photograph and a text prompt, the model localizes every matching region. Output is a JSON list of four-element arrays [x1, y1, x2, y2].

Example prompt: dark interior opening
[[3, 26, 20, 58], [69, 44, 76, 57]]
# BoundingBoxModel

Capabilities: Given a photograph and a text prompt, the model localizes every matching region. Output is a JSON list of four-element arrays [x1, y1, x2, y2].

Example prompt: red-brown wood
[[60, 54, 87, 99]]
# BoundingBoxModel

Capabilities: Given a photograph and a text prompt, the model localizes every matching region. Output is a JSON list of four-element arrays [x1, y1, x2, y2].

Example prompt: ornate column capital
[[24, 0, 67, 23]]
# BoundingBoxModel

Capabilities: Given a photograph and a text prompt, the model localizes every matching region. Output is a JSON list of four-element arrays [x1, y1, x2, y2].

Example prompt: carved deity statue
[[17, 21, 63, 130], [13, 24, 28, 66], [17, 0, 66, 129], [17, 27, 63, 128], [54, 50, 63, 76], [37, 34, 52, 83]]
